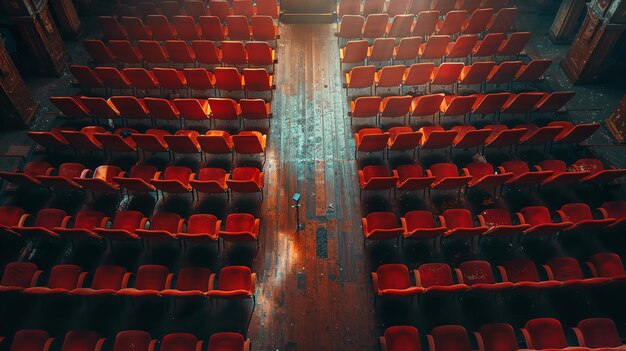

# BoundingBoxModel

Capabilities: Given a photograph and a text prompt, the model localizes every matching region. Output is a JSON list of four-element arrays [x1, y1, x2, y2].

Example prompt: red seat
[[598, 201, 626, 230], [182, 68, 216, 92], [463, 161, 513, 188], [550, 121, 600, 144], [487, 7, 518, 33], [93, 210, 148, 241], [445, 35, 479, 60], [37, 162, 87, 190], [534, 91, 576, 114], [191, 40, 222, 65], [458, 61, 495, 88], [521, 318, 587, 351], [240, 99, 272, 126], [225, 15, 251, 40], [381, 326, 421, 351], [7, 330, 54, 351], [517, 206, 573, 237], [117, 265, 173, 296], [61, 127, 106, 151], [110, 331, 156, 351], [338, 0, 360, 17], [110, 96, 151, 121], [387, 0, 410, 16], [543, 257, 611, 288], [501, 92, 546, 115], [427, 326, 472, 351], [375, 65, 405, 94], [95, 67, 134, 91], [53, 210, 110, 240], [340, 40, 369, 66], [574, 158, 626, 184], [362, 14, 389, 39], [164, 40, 196, 65], [586, 253, 626, 282], [439, 95, 477, 123], [94, 129, 138, 154], [387, 127, 422, 155], [411, 11, 439, 37], [199, 16, 226, 41], [71, 266, 131, 296], [410, 93, 445, 123], [462, 8, 492, 34], [215, 67, 245, 92], [60, 331, 106, 351], [206, 333, 250, 351], [362, 212, 404, 241], [177, 214, 221, 243], [499, 160, 553, 187], [498, 32, 531, 56], [190, 168, 229, 194], [485, 61, 523, 86], [218, 213, 260, 244], [440, 209, 487, 238], [419, 35, 451, 61], [12, 208, 71, 240], [245, 41, 277, 71], [173, 15, 201, 40], [415, 263, 468, 293], [368, 38, 395, 64], [478, 208, 529, 237], [358, 165, 399, 192], [208, 0, 231, 22], [350, 96, 381, 121], [483, 124, 526, 149], [161, 266, 211, 297], [137, 40, 170, 65], [345, 65, 376, 94], [70, 65, 105, 89], [160, 334, 202, 351], [432, 0, 456, 13], [50, 96, 91, 120], [107, 40, 143, 65], [135, 213, 184, 243], [363, 0, 385, 15], [227, 167, 264, 194], [99, 16, 128, 40], [23, 265, 87, 295], [437, 10, 467, 35], [472, 33, 506, 59], [0, 262, 42, 292], [401, 210, 445, 241], [233, 0, 254, 17], [394, 37, 422, 62], [428, 163, 472, 190], [451, 125, 490, 149], [131, 129, 171, 155], [163, 130, 201, 156], [379, 95, 412, 123], [232, 131, 267, 158], [150, 166, 195, 195], [517, 123, 564, 146], [387, 14, 414, 38], [515, 59, 552, 83], [256, 0, 279, 18], [337, 15, 365, 41], [0, 206, 29, 237], [80, 97, 123, 123], [498, 258, 561, 290], [147, 15, 177, 40], [372, 264, 424, 298], [250, 16, 279, 41], [395, 165, 436, 192], [418, 125, 458, 152], [74, 165, 123, 193], [144, 97, 181, 124], [538, 160, 590, 186], [242, 68, 274, 93], [455, 260, 514, 292], [207, 266, 256, 301], [197, 130, 234, 155], [120, 16, 152, 40], [0, 161, 54, 187], [153, 68, 187, 91], [28, 128, 73, 151], [83, 39, 117, 65], [475, 324, 519, 351], [573, 318, 626, 350], [470, 93, 512, 118], [174, 98, 211, 123], [208, 97, 241, 122]]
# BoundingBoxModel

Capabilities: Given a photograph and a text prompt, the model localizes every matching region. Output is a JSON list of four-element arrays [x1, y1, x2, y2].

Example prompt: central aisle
[[248, 23, 378, 350]]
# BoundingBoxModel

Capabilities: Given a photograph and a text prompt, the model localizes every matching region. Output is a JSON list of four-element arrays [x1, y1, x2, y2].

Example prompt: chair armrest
[[152, 172, 162, 180], [31, 270, 44, 287], [77, 272, 89, 288], [497, 166, 506, 174], [461, 168, 471, 177], [147, 340, 157, 351], [79, 169, 93, 178], [477, 215, 486, 227], [400, 217, 408, 233], [427, 334, 436, 351], [361, 218, 368, 233], [371, 272, 380, 294], [571, 327, 586, 347], [426, 170, 434, 177], [534, 165, 543, 172], [555, 210, 568, 223], [165, 273, 174, 289], [597, 207, 610, 219], [100, 217, 111, 228], [542, 265, 554, 280], [520, 328, 533, 349], [189, 173, 197, 182], [121, 272, 132, 288], [496, 266, 508, 282], [94, 338, 106, 351], [250, 273, 257, 294], [176, 219, 185, 233], [438, 215, 447, 228], [43, 338, 55, 351], [61, 216, 72, 229], [454, 268, 464, 284], [585, 262, 598, 277], [516, 213, 526, 224], [474, 332, 486, 351], [18, 214, 30, 227], [208, 273, 216, 291]]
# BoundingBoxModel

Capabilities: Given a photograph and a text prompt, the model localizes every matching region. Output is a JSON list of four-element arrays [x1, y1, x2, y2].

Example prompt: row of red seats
[[0, 330, 250, 351], [98, 14, 278, 42], [114, 0, 279, 21], [50, 96, 271, 126], [358, 158, 624, 197], [355, 123, 597, 156], [83, 40, 276, 68], [337, 8, 517, 42], [349, 93, 575, 125], [346, 60, 549, 96], [363, 203, 626, 244], [373, 254, 626, 299], [338, 0, 511, 17], [380, 317, 624, 351], [0, 207, 260, 247], [341, 33, 530, 68], [27, 128, 266, 160]]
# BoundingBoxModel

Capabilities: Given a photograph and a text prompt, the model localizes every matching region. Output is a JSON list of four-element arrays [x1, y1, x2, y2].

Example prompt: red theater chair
[[104, 41, 143, 65], [251, 16, 279, 42], [417, 126, 458, 158], [350, 96, 381, 123], [160, 334, 202, 351], [472, 33, 506, 60], [150, 166, 195, 199], [429, 62, 464, 92], [457, 61, 495, 91], [242, 68, 275, 97], [53, 210, 110, 241], [521, 318, 585, 351], [543, 257, 610, 288], [61, 126, 106, 152], [497, 258, 561, 290], [69, 65, 105, 90], [28, 128, 73, 151], [190, 168, 230, 196], [515, 59, 552, 84], [177, 214, 221, 249], [517, 123, 564, 147], [451, 126, 490, 151], [395, 165, 436, 194], [474, 324, 520, 351], [415, 263, 468, 294], [164, 41, 197, 65], [110, 331, 156, 351], [362, 14, 389, 39], [225, 16, 251, 41], [404, 63, 436, 93], [232, 131, 267, 162], [74, 165, 123, 193], [427, 326, 472, 351], [440, 209, 487, 241], [136, 41, 170, 66], [220, 41, 248, 66], [409, 93, 445, 124], [345, 65, 376, 97], [501, 92, 545, 116], [412, 11, 439, 37], [131, 129, 171, 158], [227, 167, 264, 196], [182, 69, 216, 94], [387, 127, 422, 158], [499, 161, 553, 188], [208, 1, 231, 22], [483, 125, 526, 149], [173, 15, 201, 40], [0, 262, 42, 292], [240, 99, 272, 127], [37, 163, 87, 191], [135, 213, 184, 245], [437, 10, 468, 36], [401, 210, 446, 244], [93, 129, 138, 155], [336, 15, 365, 43], [598, 201, 626, 230], [362, 212, 404, 243], [257, 0, 280, 18], [375, 65, 405, 94], [372, 264, 424, 300], [117, 264, 173, 296], [207, 333, 250, 351], [585, 253, 626, 283], [71, 266, 131, 296], [207, 266, 256, 306], [197, 130, 235, 156], [363, 0, 385, 16], [80, 97, 122, 124], [147, 15, 177, 40], [533, 91, 576, 115], [550, 121, 600, 144], [393, 37, 422, 62], [557, 203, 614, 233], [537, 160, 590, 186], [379, 326, 421, 351], [83, 40, 117, 65], [445, 35, 479, 61], [6, 330, 54, 351], [455, 260, 514, 292], [464, 161, 514, 189], [498, 32, 531, 57], [24, 264, 87, 295], [191, 40, 222, 66], [198, 17, 224, 41], [573, 318, 626, 350], [218, 213, 260, 247], [233, 0, 254, 17], [573, 159, 626, 184], [359, 166, 399, 196], [120, 16, 152, 40], [109, 96, 151, 123], [387, 14, 414, 38], [50, 96, 92, 121], [0, 161, 54, 188], [92, 210, 148, 242], [419, 35, 451, 61], [462, 8, 492, 35], [60, 331, 106, 351], [0, 206, 29, 237], [245, 41, 277, 71], [486, 7, 518, 34], [152, 68, 187, 94], [387, 0, 410, 15], [163, 130, 202, 159], [341, 40, 371, 68], [439, 95, 476, 124], [99, 16, 128, 40], [11, 209, 71, 240], [478, 209, 530, 238], [428, 163, 472, 192], [161, 266, 211, 297], [484, 62, 523, 88], [208, 97, 241, 124], [215, 67, 245, 94], [368, 38, 395, 65], [516, 206, 572, 238]]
